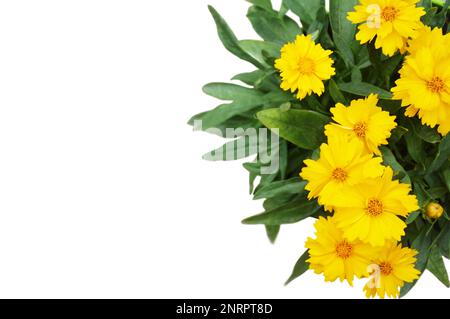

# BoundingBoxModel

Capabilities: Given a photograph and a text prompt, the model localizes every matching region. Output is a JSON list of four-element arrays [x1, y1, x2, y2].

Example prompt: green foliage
[[190, 1, 450, 297], [256, 108, 329, 150]]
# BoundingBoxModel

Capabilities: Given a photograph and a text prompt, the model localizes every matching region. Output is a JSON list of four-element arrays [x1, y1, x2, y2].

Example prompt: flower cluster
[[300, 95, 420, 298], [193, 0, 449, 300], [275, 0, 432, 298]]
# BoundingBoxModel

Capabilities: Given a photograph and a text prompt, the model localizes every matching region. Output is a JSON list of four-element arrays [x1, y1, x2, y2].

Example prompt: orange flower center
[[336, 241, 353, 259], [367, 198, 383, 217], [381, 6, 399, 22], [427, 77, 445, 93], [298, 58, 315, 75], [332, 168, 348, 182], [379, 262, 393, 276], [353, 122, 367, 138]]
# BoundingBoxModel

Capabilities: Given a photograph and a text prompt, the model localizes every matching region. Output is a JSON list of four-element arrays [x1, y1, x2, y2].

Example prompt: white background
[[0, 0, 448, 299]]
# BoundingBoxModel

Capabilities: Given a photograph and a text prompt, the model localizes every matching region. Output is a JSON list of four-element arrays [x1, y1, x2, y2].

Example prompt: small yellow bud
[[426, 202, 444, 219]]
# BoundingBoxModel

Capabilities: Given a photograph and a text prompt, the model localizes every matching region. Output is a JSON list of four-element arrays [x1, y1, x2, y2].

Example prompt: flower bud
[[426, 202, 444, 219]]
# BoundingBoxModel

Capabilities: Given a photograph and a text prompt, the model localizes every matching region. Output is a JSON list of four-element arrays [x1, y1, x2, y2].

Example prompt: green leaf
[[380, 146, 411, 184], [265, 225, 280, 244], [239, 40, 281, 66], [389, 126, 408, 145], [442, 168, 450, 192], [254, 178, 306, 200], [406, 211, 421, 224], [202, 135, 259, 161], [409, 118, 441, 144], [333, 32, 355, 67], [247, 6, 301, 45], [232, 70, 266, 86], [198, 83, 266, 128], [438, 222, 450, 258], [338, 82, 393, 99], [203, 82, 264, 102], [427, 246, 450, 287], [244, 161, 262, 194], [285, 250, 310, 285], [208, 6, 264, 69], [404, 132, 426, 167], [433, 0, 450, 27], [279, 140, 289, 179], [246, 0, 273, 11], [199, 103, 261, 130], [242, 198, 320, 225], [329, 0, 358, 66], [328, 79, 348, 105], [256, 109, 329, 150], [283, 0, 325, 28], [400, 226, 433, 297], [427, 134, 450, 174], [188, 112, 261, 137]]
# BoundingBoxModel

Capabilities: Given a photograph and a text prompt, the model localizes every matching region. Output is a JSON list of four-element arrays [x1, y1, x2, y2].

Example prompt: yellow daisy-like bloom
[[333, 167, 419, 246], [392, 29, 450, 136], [300, 133, 385, 207], [324, 94, 397, 155], [407, 26, 450, 55], [347, 0, 425, 56], [305, 217, 376, 285], [364, 242, 420, 298], [275, 34, 335, 100]]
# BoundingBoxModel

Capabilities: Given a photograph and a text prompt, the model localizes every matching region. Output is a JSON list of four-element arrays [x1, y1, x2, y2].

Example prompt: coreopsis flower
[[275, 34, 335, 100], [324, 94, 397, 155], [305, 217, 376, 285], [300, 133, 385, 207], [347, 0, 425, 56], [407, 26, 450, 55], [364, 242, 420, 298], [333, 167, 419, 246], [392, 28, 450, 135]]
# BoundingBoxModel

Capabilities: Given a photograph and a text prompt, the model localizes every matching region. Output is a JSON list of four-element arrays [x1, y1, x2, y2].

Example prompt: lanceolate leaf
[[203, 82, 264, 102], [265, 225, 280, 244], [329, 0, 358, 66], [253, 178, 307, 200], [427, 134, 450, 174], [247, 6, 301, 45], [246, 0, 273, 11], [208, 6, 265, 69], [256, 108, 330, 150], [328, 79, 348, 104], [400, 227, 433, 297], [427, 246, 450, 287], [242, 198, 320, 225], [338, 82, 393, 99], [285, 250, 310, 285], [239, 40, 281, 66], [202, 135, 259, 161], [283, 0, 325, 28], [380, 147, 411, 184]]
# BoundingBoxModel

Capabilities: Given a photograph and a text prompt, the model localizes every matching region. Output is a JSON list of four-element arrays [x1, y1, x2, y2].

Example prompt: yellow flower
[[325, 94, 397, 155], [305, 217, 376, 285], [275, 34, 335, 100], [347, 0, 425, 56], [300, 133, 385, 207], [425, 202, 444, 219], [407, 26, 450, 55], [392, 28, 450, 136], [364, 242, 420, 298], [333, 167, 419, 246]]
